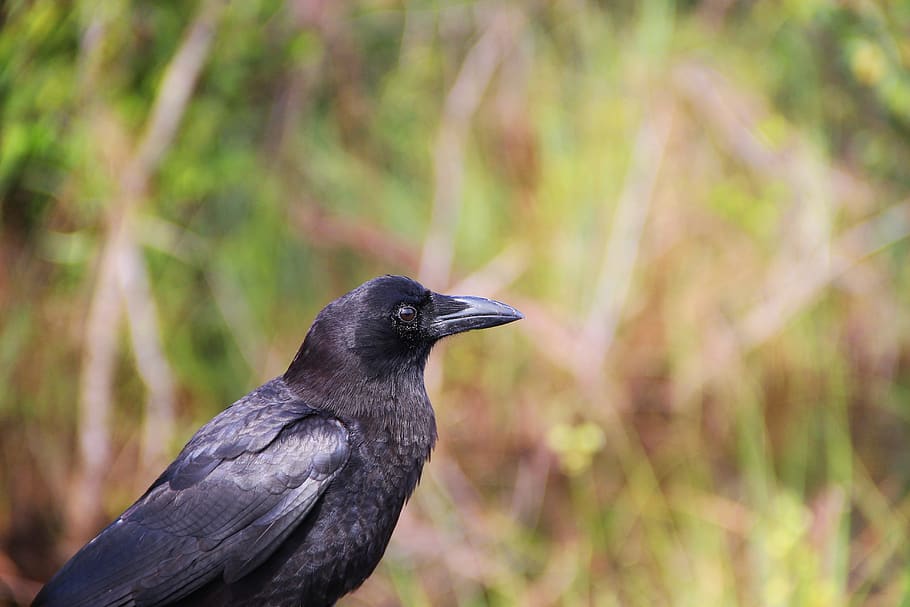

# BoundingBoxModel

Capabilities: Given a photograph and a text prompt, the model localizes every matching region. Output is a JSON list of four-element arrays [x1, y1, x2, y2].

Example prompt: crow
[[33, 275, 522, 607]]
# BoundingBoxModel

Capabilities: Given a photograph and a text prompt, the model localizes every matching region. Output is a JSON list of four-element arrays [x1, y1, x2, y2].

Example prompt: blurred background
[[2, 0, 910, 605]]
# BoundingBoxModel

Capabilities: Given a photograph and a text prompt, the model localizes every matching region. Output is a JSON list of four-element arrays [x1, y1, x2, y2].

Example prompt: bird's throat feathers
[[284, 318, 437, 448]]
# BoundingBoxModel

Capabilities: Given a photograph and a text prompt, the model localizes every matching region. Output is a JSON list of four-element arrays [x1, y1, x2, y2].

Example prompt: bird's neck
[[284, 357, 437, 448]]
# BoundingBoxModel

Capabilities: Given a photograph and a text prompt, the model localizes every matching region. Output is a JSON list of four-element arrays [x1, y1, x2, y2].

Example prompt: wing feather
[[33, 409, 349, 607]]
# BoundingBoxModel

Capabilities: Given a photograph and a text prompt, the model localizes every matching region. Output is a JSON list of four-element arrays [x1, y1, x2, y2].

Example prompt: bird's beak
[[430, 294, 524, 338]]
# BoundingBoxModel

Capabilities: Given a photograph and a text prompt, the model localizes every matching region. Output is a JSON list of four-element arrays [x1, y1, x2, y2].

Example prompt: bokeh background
[[2, 1, 910, 605]]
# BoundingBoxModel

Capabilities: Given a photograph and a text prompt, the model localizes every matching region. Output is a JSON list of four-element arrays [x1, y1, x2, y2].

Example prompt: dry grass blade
[[69, 234, 122, 550], [582, 102, 675, 375], [418, 7, 526, 288], [117, 236, 176, 474], [739, 200, 910, 349], [67, 0, 226, 546], [128, 0, 227, 186], [292, 203, 421, 271]]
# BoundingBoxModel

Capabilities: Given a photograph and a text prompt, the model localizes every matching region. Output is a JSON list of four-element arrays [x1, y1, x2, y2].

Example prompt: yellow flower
[[546, 421, 606, 475], [851, 41, 886, 86]]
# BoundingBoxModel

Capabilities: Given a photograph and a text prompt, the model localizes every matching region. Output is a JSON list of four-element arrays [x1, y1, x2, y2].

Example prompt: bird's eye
[[397, 305, 418, 323]]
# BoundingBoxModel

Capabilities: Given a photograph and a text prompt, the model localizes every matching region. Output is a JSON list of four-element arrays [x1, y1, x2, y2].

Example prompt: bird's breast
[[300, 415, 437, 595]]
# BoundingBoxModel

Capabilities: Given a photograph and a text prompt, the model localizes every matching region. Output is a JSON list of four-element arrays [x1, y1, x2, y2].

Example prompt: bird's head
[[284, 275, 523, 391]]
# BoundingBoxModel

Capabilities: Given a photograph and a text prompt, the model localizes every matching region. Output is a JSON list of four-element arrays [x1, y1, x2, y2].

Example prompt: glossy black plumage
[[33, 275, 522, 607]]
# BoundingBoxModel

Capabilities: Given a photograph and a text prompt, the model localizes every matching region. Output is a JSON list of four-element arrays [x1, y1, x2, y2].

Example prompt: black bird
[[33, 275, 522, 607]]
